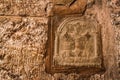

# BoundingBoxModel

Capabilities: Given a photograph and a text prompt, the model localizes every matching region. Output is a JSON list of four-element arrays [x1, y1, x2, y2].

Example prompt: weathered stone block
[[0, 0, 24, 16], [53, 0, 75, 6], [0, 0, 47, 16], [46, 16, 104, 75], [0, 16, 48, 79], [25, 0, 47, 16], [48, 0, 87, 16]]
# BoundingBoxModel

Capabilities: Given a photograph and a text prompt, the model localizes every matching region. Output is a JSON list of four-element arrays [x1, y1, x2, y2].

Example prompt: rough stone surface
[[0, 0, 119, 80], [47, 0, 87, 16], [53, 17, 102, 66], [0, 0, 48, 16], [53, 0, 75, 5], [0, 16, 49, 80]]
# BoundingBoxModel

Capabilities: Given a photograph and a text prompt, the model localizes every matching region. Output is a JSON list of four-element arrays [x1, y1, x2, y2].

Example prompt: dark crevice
[[0, 54, 5, 60]]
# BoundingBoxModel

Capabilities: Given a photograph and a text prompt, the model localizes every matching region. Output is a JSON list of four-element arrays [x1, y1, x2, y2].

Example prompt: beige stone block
[[0, 0, 47, 16], [46, 16, 104, 76], [0, 16, 48, 79], [50, 0, 87, 16]]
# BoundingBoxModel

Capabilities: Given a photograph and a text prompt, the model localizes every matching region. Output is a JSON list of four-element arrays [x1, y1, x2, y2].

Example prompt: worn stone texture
[[47, 0, 87, 16], [0, 16, 50, 80], [53, 17, 102, 67], [0, 0, 48, 16], [52, 0, 74, 5], [0, 0, 120, 80]]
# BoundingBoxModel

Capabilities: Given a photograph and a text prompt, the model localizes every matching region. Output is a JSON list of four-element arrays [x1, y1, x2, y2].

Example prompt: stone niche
[[46, 16, 104, 76]]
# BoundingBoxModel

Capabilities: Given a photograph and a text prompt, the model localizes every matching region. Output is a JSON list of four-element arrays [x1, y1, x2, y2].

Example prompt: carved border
[[46, 16, 105, 75]]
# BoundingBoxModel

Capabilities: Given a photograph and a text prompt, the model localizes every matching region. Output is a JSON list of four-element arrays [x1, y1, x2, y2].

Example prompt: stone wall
[[0, 0, 120, 80]]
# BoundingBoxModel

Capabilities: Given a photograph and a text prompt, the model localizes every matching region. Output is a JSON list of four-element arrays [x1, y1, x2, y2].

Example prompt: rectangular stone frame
[[45, 15, 105, 76]]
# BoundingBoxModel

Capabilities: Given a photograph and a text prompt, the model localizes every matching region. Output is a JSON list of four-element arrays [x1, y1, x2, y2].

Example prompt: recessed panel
[[53, 18, 101, 67], [46, 16, 104, 75]]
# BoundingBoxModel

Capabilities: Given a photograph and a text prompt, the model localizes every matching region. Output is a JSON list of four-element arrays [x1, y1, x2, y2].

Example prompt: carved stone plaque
[[46, 16, 104, 75]]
